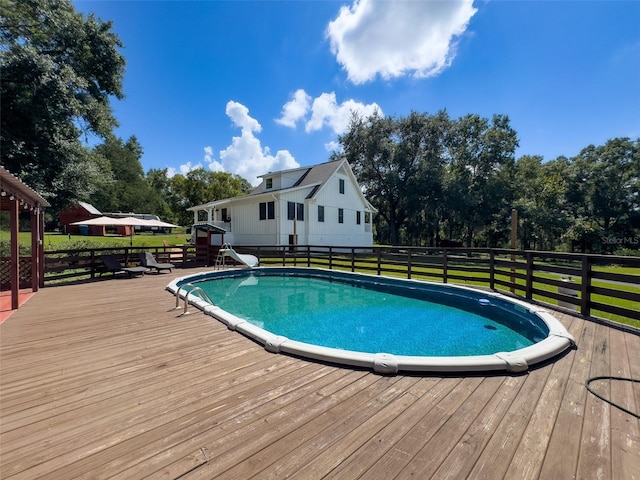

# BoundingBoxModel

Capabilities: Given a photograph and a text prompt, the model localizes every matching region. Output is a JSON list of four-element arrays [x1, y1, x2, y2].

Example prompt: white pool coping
[[167, 267, 576, 375]]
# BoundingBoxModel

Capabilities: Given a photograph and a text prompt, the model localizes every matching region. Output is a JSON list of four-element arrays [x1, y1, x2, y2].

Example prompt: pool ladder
[[174, 283, 214, 316], [214, 243, 233, 270]]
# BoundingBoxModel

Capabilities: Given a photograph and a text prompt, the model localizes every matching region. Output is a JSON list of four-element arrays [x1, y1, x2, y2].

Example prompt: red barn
[[59, 202, 106, 235]]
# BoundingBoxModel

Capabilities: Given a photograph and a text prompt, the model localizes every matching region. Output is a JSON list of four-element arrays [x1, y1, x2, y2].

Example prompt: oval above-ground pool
[[166, 268, 575, 374]]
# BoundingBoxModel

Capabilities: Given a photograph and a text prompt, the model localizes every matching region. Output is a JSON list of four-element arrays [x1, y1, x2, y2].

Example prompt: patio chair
[[139, 251, 175, 273], [100, 254, 148, 278]]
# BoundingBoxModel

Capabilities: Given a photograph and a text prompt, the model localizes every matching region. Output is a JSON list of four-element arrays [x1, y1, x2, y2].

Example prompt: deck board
[[1, 268, 638, 479]]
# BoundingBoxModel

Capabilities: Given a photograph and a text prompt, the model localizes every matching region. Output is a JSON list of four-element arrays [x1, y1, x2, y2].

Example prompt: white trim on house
[[187, 159, 376, 247]]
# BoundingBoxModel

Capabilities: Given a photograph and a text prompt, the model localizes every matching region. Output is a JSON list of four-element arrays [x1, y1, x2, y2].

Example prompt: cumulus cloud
[[173, 101, 298, 186], [276, 89, 382, 139], [203, 146, 224, 172], [218, 101, 298, 186], [326, 0, 477, 84], [275, 89, 312, 128], [306, 92, 380, 134]]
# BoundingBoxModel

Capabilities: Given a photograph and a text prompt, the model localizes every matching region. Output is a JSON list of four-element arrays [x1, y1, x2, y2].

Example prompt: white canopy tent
[[70, 216, 178, 245], [70, 216, 135, 226]]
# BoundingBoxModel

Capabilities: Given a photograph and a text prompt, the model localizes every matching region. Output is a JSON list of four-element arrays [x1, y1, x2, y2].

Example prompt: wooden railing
[[243, 245, 640, 326], [42, 245, 203, 283], [37, 244, 639, 326]]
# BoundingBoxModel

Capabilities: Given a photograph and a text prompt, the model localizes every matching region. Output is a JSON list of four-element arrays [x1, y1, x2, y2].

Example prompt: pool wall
[[167, 267, 575, 375]]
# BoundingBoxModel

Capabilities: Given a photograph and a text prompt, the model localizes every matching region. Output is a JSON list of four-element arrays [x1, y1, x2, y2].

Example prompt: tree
[[335, 111, 451, 245], [564, 138, 640, 252], [443, 114, 518, 247], [146, 168, 177, 224], [90, 135, 167, 216], [1, 0, 125, 212], [168, 169, 252, 226], [512, 155, 570, 250], [399, 111, 450, 246]]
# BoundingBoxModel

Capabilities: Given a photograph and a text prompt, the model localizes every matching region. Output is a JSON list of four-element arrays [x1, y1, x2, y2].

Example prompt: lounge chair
[[139, 251, 175, 273], [100, 254, 148, 278]]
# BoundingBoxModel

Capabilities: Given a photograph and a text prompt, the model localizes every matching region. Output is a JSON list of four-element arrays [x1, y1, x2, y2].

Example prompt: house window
[[259, 201, 275, 220], [221, 208, 229, 222], [339, 178, 345, 194], [356, 211, 361, 225], [338, 208, 344, 223], [287, 202, 304, 221], [266, 178, 273, 189], [318, 205, 325, 222]]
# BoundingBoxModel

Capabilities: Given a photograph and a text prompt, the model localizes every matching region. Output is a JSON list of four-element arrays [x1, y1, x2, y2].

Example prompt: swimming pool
[[167, 268, 575, 374]]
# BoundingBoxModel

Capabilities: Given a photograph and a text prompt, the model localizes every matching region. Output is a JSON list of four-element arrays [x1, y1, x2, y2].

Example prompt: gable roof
[[250, 159, 343, 198], [188, 159, 376, 212], [78, 201, 102, 215]]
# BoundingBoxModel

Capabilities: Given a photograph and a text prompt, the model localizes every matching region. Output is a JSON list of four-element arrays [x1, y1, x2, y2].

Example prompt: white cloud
[[218, 101, 298, 186], [275, 89, 312, 128], [326, 0, 477, 84], [203, 146, 213, 162], [173, 101, 298, 186], [306, 92, 381, 134], [179, 161, 201, 175], [203, 146, 224, 172], [276, 89, 382, 137], [324, 140, 341, 154]]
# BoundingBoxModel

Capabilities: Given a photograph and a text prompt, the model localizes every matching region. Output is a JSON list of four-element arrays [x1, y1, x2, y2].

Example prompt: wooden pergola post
[[1, 166, 49, 311], [9, 195, 19, 309]]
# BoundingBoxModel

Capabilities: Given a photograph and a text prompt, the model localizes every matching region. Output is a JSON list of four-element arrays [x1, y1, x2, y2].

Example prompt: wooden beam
[[39, 210, 45, 288], [31, 210, 39, 292], [10, 196, 19, 310]]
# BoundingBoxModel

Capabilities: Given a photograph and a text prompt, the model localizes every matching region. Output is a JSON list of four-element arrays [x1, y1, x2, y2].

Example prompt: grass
[[0, 230, 191, 254]]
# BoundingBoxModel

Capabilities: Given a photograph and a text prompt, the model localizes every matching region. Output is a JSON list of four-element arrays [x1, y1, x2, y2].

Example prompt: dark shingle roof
[[249, 159, 343, 199]]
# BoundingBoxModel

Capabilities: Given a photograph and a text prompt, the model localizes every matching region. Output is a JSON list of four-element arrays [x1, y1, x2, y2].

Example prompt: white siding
[[308, 170, 372, 246], [192, 161, 373, 247]]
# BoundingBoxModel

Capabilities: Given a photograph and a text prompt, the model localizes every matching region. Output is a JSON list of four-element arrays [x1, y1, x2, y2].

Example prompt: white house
[[187, 159, 376, 248]]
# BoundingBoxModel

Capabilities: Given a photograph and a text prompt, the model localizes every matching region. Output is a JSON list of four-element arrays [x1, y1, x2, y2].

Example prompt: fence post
[[489, 250, 495, 290], [407, 249, 412, 279], [90, 249, 95, 279], [377, 248, 381, 276], [442, 249, 448, 284], [351, 248, 355, 272], [581, 256, 592, 317], [328, 247, 333, 270], [525, 252, 534, 300], [307, 245, 311, 267]]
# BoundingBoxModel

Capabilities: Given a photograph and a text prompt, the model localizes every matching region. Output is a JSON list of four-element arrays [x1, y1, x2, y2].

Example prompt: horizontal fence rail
[[243, 245, 640, 327], [42, 245, 202, 283], [28, 244, 640, 327]]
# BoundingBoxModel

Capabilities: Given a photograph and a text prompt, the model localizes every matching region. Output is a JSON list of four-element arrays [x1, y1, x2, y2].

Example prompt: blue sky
[[74, 0, 640, 186]]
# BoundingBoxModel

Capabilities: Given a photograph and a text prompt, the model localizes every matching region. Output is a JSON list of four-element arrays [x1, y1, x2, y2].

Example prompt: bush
[[0, 239, 31, 257]]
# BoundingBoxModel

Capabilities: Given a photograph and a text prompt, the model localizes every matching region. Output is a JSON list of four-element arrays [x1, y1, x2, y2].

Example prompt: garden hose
[[585, 376, 640, 419]]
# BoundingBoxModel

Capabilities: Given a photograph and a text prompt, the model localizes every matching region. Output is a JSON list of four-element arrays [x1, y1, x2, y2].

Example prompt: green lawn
[[0, 230, 191, 253]]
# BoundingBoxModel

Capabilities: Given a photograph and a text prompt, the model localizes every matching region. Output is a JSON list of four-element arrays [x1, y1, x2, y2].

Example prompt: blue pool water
[[190, 269, 549, 357]]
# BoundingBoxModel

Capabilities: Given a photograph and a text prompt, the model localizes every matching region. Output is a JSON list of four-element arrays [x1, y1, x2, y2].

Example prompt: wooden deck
[[1, 268, 638, 479]]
